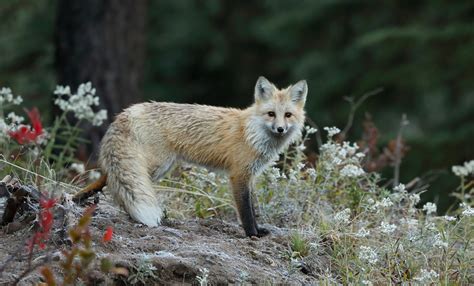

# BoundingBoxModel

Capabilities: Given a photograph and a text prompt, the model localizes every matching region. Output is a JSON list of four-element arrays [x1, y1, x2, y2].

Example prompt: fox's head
[[252, 76, 307, 138]]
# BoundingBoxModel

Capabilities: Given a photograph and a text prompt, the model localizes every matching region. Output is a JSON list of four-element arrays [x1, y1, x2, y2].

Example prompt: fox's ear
[[289, 80, 308, 105], [254, 76, 277, 102]]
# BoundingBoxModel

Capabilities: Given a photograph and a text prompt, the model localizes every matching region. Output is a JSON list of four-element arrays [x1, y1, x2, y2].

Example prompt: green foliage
[[289, 232, 310, 258], [0, 0, 56, 117], [127, 259, 158, 285], [43, 113, 89, 174]]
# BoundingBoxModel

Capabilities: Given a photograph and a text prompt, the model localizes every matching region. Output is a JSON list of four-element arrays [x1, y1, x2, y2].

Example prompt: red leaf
[[25, 107, 43, 135], [8, 108, 44, 144], [40, 197, 56, 209], [40, 210, 54, 233], [103, 226, 113, 242]]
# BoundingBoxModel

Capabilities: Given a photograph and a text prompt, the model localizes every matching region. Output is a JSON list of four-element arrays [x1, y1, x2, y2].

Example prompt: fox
[[74, 76, 308, 237]]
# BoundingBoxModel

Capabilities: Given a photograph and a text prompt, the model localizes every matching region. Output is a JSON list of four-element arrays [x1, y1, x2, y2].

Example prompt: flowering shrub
[[161, 126, 473, 285], [0, 83, 116, 284]]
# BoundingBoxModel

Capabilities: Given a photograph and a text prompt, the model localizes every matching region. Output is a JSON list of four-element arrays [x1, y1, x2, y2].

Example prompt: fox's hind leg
[[151, 156, 176, 182]]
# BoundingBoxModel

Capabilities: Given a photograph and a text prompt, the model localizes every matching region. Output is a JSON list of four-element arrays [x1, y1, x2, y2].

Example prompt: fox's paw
[[247, 227, 270, 238], [257, 227, 270, 237]]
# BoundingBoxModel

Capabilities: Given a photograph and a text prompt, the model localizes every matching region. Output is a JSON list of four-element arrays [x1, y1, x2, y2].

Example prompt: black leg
[[231, 175, 269, 237]]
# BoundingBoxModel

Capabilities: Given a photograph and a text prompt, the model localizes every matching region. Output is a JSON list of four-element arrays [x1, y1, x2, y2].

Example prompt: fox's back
[[107, 102, 256, 171]]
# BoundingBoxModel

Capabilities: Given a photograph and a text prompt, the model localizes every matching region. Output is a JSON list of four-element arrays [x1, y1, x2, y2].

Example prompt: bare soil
[[0, 196, 326, 285]]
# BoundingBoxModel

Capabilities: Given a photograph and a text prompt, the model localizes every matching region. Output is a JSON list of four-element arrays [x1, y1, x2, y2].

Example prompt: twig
[[340, 88, 384, 140], [393, 114, 409, 187]]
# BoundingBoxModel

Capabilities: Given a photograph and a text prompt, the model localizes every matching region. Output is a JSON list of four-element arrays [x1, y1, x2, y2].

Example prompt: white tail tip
[[127, 200, 163, 227]]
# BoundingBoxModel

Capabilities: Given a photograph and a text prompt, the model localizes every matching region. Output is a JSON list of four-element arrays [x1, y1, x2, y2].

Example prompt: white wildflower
[[334, 208, 351, 224], [465, 160, 474, 172], [54, 82, 107, 126], [0, 87, 12, 103], [423, 202, 437, 215], [7, 112, 24, 124], [306, 168, 317, 181], [70, 163, 85, 174], [88, 170, 101, 181], [356, 227, 370, 238], [54, 85, 71, 95], [304, 125, 317, 134], [296, 143, 306, 151], [340, 164, 365, 177], [413, 269, 439, 283], [393, 183, 406, 192], [443, 215, 456, 222], [267, 167, 282, 182], [0, 87, 12, 96], [206, 172, 216, 182], [433, 233, 448, 249], [12, 95, 23, 105], [338, 146, 348, 158], [409, 193, 420, 205], [460, 202, 474, 217], [452, 160, 474, 177], [0, 87, 23, 105], [361, 280, 373, 286], [452, 166, 468, 177], [323, 126, 341, 138], [288, 168, 299, 184], [342, 141, 358, 156], [462, 208, 474, 217], [296, 162, 305, 170], [367, 198, 375, 205], [380, 221, 397, 234], [355, 152, 365, 158], [92, 109, 108, 126], [331, 156, 342, 165], [358, 246, 378, 265], [374, 197, 393, 210]]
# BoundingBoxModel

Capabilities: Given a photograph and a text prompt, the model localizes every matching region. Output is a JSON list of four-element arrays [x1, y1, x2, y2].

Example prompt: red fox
[[74, 77, 308, 237]]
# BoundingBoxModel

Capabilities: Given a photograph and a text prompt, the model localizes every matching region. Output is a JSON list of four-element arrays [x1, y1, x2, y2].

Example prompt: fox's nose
[[277, 127, 284, 133]]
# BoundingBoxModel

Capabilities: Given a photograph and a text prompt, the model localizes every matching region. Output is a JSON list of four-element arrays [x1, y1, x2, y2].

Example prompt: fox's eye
[[268, 111, 275, 117], [285, 112, 292, 118]]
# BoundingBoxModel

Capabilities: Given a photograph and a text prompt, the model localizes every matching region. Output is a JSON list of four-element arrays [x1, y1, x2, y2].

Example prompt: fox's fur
[[77, 77, 308, 237]]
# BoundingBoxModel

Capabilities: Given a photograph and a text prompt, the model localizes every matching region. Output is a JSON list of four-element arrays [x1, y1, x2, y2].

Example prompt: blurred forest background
[[0, 0, 473, 211]]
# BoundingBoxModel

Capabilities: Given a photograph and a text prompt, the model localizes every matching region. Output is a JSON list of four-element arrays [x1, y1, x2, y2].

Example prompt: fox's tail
[[73, 174, 107, 203]]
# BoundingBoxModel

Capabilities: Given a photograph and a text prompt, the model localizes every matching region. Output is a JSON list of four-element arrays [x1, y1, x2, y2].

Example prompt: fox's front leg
[[230, 173, 269, 237]]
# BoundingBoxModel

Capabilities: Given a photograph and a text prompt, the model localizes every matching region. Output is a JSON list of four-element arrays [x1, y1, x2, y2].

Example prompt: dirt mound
[[1, 195, 325, 285]]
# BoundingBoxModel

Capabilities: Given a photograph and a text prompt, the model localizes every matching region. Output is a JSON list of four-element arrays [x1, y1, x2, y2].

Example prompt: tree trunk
[[55, 0, 147, 161]]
